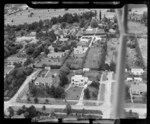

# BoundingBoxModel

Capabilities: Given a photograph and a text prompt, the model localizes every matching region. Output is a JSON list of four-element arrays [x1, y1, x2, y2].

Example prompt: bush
[[90, 81, 100, 89], [84, 88, 90, 99]]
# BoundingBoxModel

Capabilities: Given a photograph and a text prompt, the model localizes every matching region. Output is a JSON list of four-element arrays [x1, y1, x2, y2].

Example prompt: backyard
[[65, 86, 83, 100], [84, 47, 105, 70]]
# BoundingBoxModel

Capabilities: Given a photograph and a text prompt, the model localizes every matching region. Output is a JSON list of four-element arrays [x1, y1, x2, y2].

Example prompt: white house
[[80, 37, 89, 43], [47, 52, 65, 59], [126, 77, 133, 82], [131, 68, 144, 75], [71, 75, 88, 87], [134, 77, 142, 82], [83, 68, 90, 72], [73, 46, 88, 54]]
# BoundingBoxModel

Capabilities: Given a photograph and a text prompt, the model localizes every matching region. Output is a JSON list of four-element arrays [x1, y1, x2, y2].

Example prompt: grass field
[[65, 86, 83, 100], [128, 21, 147, 34], [99, 83, 105, 102], [137, 38, 147, 66], [84, 47, 105, 70]]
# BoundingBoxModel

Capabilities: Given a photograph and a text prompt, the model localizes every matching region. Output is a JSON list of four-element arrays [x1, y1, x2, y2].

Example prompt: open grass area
[[84, 71, 101, 81], [137, 38, 147, 67], [5, 9, 93, 25], [70, 58, 84, 69], [99, 83, 105, 102], [65, 86, 83, 100], [84, 47, 105, 70], [128, 21, 147, 34]]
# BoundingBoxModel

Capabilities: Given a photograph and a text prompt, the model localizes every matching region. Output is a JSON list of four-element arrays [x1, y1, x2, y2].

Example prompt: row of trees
[[29, 82, 66, 99]]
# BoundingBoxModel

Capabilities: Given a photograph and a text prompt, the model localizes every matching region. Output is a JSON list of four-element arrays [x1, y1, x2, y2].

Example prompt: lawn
[[110, 82, 115, 104], [84, 47, 105, 70], [84, 71, 101, 81], [128, 21, 147, 34], [65, 86, 83, 100], [99, 83, 105, 102], [70, 58, 84, 69], [137, 38, 147, 67]]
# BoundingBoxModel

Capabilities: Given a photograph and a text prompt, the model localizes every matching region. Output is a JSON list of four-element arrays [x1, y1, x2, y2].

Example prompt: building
[[71, 75, 88, 87], [134, 77, 142, 82], [83, 68, 90, 72], [131, 68, 144, 75], [48, 45, 55, 53], [126, 77, 133, 82], [130, 84, 146, 96], [80, 37, 89, 43], [16, 36, 36, 43], [73, 46, 88, 54], [34, 77, 53, 86], [6, 56, 27, 65], [47, 52, 65, 59]]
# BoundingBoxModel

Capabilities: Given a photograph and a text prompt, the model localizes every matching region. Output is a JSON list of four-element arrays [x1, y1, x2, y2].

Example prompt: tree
[[42, 105, 46, 111], [8, 106, 14, 117], [17, 108, 24, 115], [65, 103, 72, 115], [84, 88, 90, 99], [125, 85, 130, 100], [24, 111, 29, 118], [60, 65, 70, 76], [27, 105, 37, 118], [44, 48, 49, 55], [91, 17, 98, 28], [110, 61, 116, 72], [59, 75, 68, 87], [27, 97, 31, 103], [26, 47, 34, 55], [99, 10, 102, 21], [53, 86, 66, 98], [79, 19, 85, 28], [34, 97, 39, 103], [45, 99, 49, 104], [61, 22, 66, 29]]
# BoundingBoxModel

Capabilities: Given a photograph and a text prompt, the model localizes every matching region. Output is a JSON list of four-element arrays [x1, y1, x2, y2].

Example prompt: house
[[6, 56, 27, 65], [47, 52, 65, 59], [71, 75, 88, 87], [16, 36, 36, 43], [83, 68, 90, 72], [126, 77, 133, 82], [134, 77, 142, 82], [131, 68, 144, 75], [48, 45, 55, 53], [73, 46, 88, 54], [59, 38, 69, 42], [34, 77, 53, 86], [130, 84, 146, 95], [80, 37, 89, 43]]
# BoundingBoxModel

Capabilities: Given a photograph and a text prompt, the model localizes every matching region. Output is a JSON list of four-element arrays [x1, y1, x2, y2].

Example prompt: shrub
[[90, 81, 100, 89], [84, 88, 90, 99]]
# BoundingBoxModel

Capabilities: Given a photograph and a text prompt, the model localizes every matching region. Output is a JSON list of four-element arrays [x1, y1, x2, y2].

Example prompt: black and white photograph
[[4, 3, 147, 121]]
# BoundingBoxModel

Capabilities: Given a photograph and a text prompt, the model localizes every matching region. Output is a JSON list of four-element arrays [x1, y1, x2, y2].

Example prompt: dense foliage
[[4, 66, 34, 99]]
